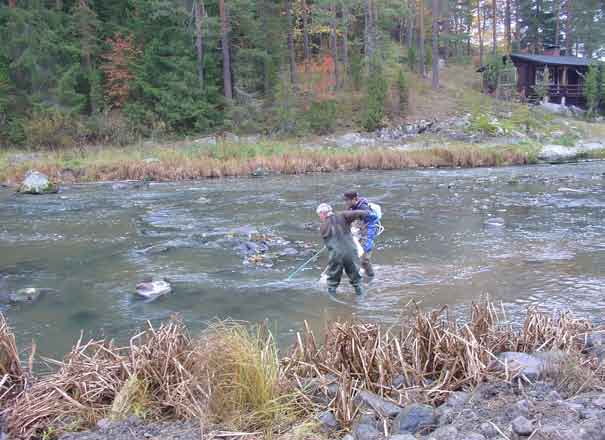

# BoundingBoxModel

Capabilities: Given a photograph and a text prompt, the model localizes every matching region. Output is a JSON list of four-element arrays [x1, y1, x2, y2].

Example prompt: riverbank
[[0, 141, 536, 187], [2, 300, 605, 440], [3, 109, 605, 187]]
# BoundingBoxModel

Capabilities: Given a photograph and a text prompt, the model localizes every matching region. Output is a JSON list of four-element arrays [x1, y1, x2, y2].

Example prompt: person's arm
[[342, 210, 367, 224]]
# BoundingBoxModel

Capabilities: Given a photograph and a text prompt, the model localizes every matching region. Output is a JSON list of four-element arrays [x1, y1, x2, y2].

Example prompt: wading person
[[343, 191, 380, 278], [316, 203, 369, 296]]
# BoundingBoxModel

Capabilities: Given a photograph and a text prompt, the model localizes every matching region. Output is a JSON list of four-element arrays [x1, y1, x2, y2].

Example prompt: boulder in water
[[9, 287, 42, 303], [18, 171, 58, 195], [135, 279, 172, 299]]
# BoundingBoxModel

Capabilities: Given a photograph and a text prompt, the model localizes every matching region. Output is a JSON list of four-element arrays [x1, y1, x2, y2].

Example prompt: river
[[2, 162, 605, 359]]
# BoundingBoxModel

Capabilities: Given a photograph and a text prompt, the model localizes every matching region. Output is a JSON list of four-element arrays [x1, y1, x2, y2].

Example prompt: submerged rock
[[9, 287, 43, 303], [18, 171, 58, 195], [235, 240, 270, 256], [135, 279, 172, 299], [136, 244, 172, 256]]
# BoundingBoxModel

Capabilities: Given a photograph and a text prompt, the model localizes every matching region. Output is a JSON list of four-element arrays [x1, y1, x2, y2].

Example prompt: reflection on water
[[1, 162, 605, 358]]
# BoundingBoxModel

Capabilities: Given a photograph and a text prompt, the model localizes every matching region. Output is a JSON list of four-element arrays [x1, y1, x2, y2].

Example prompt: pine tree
[[432, 0, 440, 88]]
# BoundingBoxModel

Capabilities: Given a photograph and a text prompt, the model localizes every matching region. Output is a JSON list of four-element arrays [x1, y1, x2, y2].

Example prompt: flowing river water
[[2, 162, 605, 359]]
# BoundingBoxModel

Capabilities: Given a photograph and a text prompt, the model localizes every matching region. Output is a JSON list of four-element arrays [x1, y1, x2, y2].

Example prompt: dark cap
[[343, 191, 358, 200]]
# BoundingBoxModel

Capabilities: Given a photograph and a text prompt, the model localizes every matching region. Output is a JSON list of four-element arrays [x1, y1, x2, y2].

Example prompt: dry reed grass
[[0, 315, 26, 405], [7, 319, 206, 440], [2, 301, 602, 438], [2, 145, 531, 185], [283, 299, 600, 427]]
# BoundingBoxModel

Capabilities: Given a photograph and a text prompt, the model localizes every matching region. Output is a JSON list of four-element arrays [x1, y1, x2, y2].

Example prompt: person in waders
[[316, 203, 368, 295], [343, 191, 380, 278]]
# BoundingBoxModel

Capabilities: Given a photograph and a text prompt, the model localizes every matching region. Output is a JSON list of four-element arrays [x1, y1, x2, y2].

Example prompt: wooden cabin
[[509, 52, 590, 106]]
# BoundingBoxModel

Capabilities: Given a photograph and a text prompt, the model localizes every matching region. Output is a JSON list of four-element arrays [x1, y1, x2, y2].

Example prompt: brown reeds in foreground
[[2, 300, 604, 439], [7, 319, 207, 440], [0, 315, 26, 403], [283, 300, 602, 427]]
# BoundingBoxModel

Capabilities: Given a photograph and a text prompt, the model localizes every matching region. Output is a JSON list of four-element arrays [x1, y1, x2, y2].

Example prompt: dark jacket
[[320, 210, 368, 259]]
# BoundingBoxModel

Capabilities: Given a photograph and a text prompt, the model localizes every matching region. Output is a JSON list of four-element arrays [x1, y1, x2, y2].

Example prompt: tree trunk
[[505, 0, 511, 52], [418, 0, 426, 77], [194, 0, 205, 89], [477, 0, 484, 66], [261, 0, 271, 94], [364, 0, 375, 61], [219, 0, 233, 100], [554, 0, 560, 47], [8, 0, 16, 7], [535, 0, 541, 52], [331, 1, 339, 89], [342, 2, 349, 88], [432, 0, 439, 89], [77, 0, 97, 113], [400, 17, 405, 45], [302, 0, 310, 69], [286, 0, 297, 85], [492, 0, 497, 54], [56, 0, 63, 10], [565, 0, 573, 54], [406, 0, 415, 50], [514, 0, 520, 43]]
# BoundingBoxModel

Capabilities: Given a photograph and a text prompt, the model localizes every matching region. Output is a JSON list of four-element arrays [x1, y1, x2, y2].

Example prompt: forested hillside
[[1, 0, 604, 149]]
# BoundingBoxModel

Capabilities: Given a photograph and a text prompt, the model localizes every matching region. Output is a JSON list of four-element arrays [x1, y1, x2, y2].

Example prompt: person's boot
[[354, 285, 364, 296], [328, 287, 337, 295]]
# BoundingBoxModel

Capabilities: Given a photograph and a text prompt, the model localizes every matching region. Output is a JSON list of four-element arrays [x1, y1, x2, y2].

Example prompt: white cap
[[316, 203, 333, 215]]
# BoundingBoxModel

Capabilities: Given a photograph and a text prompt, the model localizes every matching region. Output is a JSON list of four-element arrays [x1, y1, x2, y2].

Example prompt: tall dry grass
[[283, 300, 601, 427], [194, 322, 301, 434], [0, 315, 26, 404], [7, 319, 206, 440], [1, 144, 532, 185]]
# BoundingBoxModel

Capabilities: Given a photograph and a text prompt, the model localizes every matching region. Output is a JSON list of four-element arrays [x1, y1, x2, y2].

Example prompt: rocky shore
[[56, 367, 605, 440]]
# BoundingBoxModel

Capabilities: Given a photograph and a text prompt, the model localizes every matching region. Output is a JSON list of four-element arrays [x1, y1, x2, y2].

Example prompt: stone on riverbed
[[135, 278, 172, 299], [17, 171, 58, 195], [9, 287, 43, 303]]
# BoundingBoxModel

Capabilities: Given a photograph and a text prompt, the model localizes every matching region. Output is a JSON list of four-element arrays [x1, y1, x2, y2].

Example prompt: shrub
[[272, 71, 302, 135], [307, 99, 337, 134], [84, 112, 138, 146], [362, 67, 388, 132], [469, 112, 499, 135], [196, 322, 298, 433], [24, 109, 82, 149], [585, 64, 601, 118]]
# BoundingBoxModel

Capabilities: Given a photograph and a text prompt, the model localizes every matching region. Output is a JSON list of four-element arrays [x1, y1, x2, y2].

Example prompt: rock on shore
[[17, 170, 59, 195]]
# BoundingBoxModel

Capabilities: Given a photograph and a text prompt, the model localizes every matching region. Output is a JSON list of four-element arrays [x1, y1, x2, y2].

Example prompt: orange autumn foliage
[[101, 34, 140, 109], [297, 54, 336, 101]]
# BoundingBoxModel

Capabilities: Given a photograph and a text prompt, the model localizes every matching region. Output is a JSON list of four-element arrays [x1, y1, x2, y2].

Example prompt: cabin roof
[[510, 53, 591, 67]]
